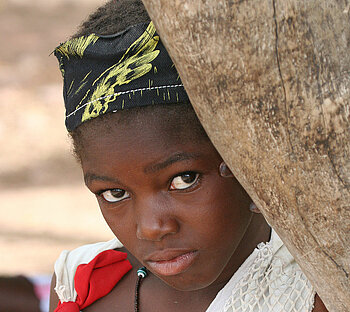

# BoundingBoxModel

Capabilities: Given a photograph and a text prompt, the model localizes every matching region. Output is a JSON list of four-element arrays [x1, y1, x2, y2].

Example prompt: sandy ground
[[0, 0, 114, 276], [0, 185, 113, 275]]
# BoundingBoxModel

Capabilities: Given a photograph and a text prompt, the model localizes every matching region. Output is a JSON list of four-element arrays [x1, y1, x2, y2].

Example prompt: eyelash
[[97, 171, 201, 203]]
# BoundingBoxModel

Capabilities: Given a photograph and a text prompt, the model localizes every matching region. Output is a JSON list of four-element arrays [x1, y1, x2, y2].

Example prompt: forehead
[[76, 109, 220, 176], [77, 105, 210, 159]]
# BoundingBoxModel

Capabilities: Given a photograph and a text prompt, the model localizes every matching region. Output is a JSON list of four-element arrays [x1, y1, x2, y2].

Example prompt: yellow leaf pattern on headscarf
[[81, 22, 160, 123], [55, 34, 99, 59]]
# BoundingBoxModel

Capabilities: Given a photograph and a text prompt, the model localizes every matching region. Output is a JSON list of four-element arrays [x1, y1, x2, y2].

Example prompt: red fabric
[[54, 249, 132, 311], [54, 302, 80, 312]]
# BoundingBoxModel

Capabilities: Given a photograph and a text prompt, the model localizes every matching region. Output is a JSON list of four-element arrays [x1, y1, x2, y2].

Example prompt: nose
[[135, 195, 179, 241]]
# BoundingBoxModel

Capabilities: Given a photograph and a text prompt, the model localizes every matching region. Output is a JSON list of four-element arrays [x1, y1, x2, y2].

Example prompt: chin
[[157, 273, 215, 292]]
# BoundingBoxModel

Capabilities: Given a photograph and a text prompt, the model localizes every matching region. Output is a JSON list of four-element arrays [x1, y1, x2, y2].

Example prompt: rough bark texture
[[142, 1, 350, 311]]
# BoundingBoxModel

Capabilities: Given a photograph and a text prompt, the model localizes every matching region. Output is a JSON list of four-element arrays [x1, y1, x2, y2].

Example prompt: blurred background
[[0, 0, 113, 310]]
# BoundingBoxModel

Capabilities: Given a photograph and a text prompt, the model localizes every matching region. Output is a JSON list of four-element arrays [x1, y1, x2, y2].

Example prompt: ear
[[219, 162, 234, 178], [249, 202, 262, 214]]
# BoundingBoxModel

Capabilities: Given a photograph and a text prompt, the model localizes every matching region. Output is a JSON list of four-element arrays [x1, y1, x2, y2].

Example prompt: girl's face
[[80, 110, 255, 291]]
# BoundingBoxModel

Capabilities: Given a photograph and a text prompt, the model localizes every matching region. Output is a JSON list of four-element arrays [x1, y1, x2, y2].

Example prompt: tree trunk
[[142, 0, 350, 311]]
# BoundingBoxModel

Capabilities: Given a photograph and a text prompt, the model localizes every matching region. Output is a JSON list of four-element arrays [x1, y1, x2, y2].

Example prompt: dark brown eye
[[170, 172, 199, 190], [101, 188, 129, 202]]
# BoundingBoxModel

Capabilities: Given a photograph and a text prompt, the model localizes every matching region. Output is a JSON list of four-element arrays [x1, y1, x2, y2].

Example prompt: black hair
[[73, 0, 150, 38], [69, 0, 208, 162]]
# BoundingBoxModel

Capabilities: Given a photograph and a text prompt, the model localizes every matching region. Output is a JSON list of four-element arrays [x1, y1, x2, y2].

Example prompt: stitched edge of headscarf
[[66, 84, 184, 118]]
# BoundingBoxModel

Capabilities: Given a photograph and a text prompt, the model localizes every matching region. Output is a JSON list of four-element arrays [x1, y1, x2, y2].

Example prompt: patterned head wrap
[[54, 22, 189, 131]]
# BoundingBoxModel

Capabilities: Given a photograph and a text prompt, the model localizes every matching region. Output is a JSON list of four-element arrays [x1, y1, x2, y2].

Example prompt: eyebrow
[[84, 173, 121, 186], [144, 152, 199, 174], [84, 152, 200, 186]]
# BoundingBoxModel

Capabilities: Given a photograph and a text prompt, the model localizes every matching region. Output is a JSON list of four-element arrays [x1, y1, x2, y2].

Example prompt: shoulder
[[49, 273, 59, 312], [55, 239, 123, 278], [50, 239, 129, 311], [54, 239, 122, 301]]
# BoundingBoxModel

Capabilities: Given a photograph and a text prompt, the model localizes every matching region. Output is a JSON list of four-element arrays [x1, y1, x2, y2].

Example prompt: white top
[[206, 230, 315, 311], [54, 231, 315, 311]]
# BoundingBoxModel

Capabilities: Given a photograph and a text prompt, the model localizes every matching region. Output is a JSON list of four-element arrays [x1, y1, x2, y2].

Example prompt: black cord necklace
[[134, 267, 148, 312]]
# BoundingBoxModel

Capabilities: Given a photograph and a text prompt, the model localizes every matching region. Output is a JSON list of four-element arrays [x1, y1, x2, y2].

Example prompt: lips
[[145, 249, 198, 276]]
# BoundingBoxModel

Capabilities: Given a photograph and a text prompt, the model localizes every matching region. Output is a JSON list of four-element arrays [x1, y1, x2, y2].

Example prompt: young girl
[[49, 0, 328, 311]]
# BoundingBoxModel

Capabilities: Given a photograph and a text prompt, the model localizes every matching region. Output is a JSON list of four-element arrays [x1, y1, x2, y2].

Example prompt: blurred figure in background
[[0, 276, 40, 312]]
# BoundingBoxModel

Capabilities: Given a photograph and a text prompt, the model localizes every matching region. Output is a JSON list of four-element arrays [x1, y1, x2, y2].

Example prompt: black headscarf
[[54, 22, 189, 131]]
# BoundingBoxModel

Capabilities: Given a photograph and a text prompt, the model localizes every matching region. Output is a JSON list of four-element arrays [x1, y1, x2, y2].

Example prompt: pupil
[[181, 172, 196, 183], [110, 189, 125, 198]]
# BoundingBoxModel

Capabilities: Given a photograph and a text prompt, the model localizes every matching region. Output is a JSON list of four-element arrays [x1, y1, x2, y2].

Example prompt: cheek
[[195, 177, 251, 229], [97, 199, 135, 244], [189, 178, 253, 260], [178, 182, 252, 288]]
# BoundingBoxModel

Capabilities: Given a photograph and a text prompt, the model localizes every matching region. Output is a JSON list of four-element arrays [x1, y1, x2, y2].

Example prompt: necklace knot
[[137, 267, 148, 278]]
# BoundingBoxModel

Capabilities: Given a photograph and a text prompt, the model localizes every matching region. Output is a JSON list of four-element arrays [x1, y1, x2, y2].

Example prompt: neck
[[208, 212, 271, 291]]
